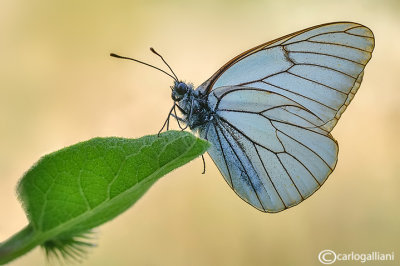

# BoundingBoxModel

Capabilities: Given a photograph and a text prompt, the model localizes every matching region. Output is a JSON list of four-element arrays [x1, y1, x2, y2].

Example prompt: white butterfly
[[112, 22, 375, 212]]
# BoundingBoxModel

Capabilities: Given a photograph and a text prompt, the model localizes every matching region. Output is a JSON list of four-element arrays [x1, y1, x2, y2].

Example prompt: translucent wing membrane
[[198, 22, 374, 212], [201, 87, 338, 212]]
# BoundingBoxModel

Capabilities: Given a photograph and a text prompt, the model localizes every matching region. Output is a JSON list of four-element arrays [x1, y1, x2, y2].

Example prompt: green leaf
[[0, 131, 210, 264]]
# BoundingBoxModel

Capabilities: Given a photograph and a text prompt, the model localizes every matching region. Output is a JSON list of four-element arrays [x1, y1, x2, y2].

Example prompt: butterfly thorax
[[171, 81, 214, 130]]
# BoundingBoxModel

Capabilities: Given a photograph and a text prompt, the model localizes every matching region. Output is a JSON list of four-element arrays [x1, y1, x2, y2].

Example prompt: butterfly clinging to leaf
[[111, 22, 375, 212]]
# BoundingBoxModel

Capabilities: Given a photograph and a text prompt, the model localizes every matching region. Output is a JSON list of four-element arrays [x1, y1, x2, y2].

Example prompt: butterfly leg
[[201, 154, 206, 174], [171, 113, 186, 122], [158, 104, 175, 136], [173, 104, 188, 130]]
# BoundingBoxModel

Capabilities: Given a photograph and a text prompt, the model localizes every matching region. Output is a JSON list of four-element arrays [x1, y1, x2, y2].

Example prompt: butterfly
[[111, 22, 375, 212]]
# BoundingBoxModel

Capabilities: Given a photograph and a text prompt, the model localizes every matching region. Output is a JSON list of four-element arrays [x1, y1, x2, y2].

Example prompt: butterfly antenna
[[110, 53, 177, 81], [150, 47, 179, 81]]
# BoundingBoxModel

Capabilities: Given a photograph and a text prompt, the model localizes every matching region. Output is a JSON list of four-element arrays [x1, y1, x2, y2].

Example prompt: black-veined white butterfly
[[111, 22, 375, 213]]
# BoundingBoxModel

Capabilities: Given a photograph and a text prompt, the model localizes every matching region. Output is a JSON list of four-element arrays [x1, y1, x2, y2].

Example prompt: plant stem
[[0, 224, 42, 264]]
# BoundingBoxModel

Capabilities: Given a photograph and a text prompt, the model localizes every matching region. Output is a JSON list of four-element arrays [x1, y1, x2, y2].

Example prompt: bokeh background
[[1, 0, 399, 265]]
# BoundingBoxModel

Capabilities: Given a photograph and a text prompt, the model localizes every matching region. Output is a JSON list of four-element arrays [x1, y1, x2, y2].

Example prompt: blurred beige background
[[1, 0, 399, 265]]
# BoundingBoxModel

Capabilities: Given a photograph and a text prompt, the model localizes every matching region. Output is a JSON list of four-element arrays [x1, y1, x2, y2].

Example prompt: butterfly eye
[[176, 82, 188, 94], [171, 82, 188, 101]]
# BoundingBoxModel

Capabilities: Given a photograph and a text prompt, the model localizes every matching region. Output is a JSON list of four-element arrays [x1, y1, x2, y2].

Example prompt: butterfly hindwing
[[200, 86, 338, 212]]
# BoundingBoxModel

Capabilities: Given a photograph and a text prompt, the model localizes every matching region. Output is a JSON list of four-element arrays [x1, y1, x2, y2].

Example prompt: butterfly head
[[171, 81, 192, 102]]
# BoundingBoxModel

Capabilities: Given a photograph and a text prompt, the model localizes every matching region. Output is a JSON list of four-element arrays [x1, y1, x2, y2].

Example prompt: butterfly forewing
[[198, 22, 374, 212]]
